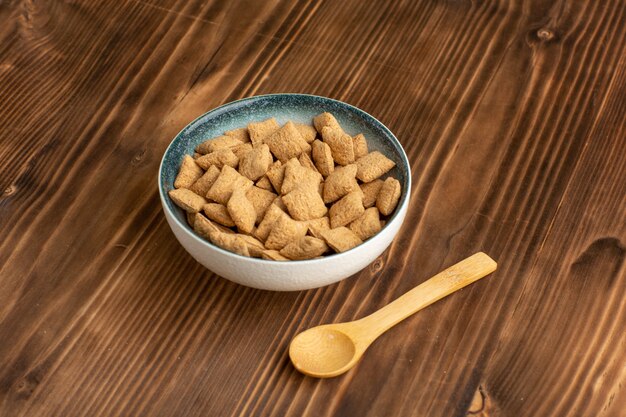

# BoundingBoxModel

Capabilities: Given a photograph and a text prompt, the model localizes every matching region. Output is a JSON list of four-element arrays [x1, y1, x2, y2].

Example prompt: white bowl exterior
[[159, 94, 412, 291], [162, 200, 408, 291]]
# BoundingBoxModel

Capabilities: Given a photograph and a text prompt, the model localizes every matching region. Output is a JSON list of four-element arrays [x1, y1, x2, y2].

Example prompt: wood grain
[[0, 0, 624, 416]]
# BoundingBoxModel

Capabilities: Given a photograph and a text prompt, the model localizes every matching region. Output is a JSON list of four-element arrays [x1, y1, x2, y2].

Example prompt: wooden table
[[1, 1, 624, 416]]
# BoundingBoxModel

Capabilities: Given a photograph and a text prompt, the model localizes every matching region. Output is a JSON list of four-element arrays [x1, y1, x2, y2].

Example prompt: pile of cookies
[[168, 112, 402, 261]]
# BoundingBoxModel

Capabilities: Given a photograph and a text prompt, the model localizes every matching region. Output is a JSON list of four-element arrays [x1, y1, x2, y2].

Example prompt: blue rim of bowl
[[158, 93, 412, 264]]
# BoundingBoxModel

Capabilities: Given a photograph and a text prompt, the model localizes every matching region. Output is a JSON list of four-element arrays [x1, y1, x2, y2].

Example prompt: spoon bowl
[[289, 326, 359, 378], [289, 253, 497, 378]]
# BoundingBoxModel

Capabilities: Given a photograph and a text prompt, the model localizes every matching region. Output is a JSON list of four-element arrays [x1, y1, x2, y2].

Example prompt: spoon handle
[[357, 252, 497, 341]]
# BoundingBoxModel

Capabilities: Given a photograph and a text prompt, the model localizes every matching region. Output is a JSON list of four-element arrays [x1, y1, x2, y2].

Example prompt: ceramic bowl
[[159, 94, 411, 291]]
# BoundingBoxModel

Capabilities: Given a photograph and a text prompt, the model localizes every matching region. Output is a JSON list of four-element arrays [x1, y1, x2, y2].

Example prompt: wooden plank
[[474, 49, 626, 417], [227, 2, 626, 416], [0, 0, 624, 416], [0, 0, 309, 415]]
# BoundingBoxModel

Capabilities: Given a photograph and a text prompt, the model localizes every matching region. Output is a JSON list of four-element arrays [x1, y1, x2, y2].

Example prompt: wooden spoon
[[289, 252, 497, 378]]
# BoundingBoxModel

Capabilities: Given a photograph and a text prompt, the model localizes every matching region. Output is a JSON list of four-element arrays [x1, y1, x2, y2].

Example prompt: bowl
[[158, 94, 411, 291]]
